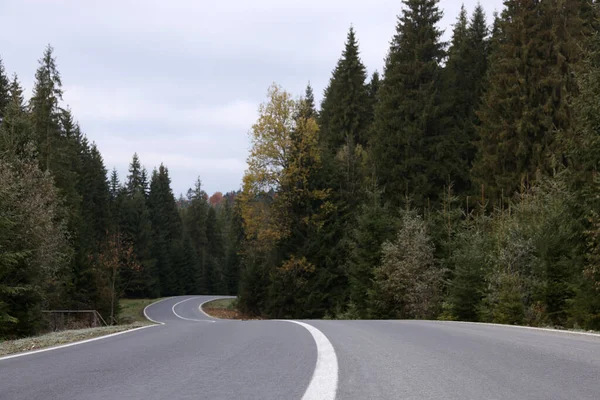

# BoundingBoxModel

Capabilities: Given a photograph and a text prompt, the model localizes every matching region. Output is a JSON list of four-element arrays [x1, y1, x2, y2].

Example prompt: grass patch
[[0, 323, 148, 357], [119, 298, 164, 324]]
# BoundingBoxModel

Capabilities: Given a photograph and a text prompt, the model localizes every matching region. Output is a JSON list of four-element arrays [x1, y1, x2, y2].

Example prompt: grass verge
[[0, 323, 149, 357], [119, 298, 164, 324], [0, 298, 163, 357], [201, 298, 262, 320]]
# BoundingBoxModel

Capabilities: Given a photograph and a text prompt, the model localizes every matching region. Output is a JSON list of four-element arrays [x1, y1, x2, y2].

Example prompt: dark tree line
[[236, 0, 600, 330], [0, 48, 241, 337]]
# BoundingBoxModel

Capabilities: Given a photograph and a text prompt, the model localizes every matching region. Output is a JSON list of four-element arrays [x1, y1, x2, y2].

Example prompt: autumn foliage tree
[[238, 83, 330, 316]]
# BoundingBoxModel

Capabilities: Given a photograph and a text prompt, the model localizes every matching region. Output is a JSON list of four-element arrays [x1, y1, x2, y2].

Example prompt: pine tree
[[30, 45, 63, 173], [300, 82, 317, 120], [127, 153, 145, 195], [148, 164, 183, 295], [0, 157, 70, 336], [370, 0, 447, 208], [366, 70, 380, 125], [206, 206, 225, 294], [0, 57, 10, 120], [370, 208, 443, 319], [0, 75, 32, 160], [182, 177, 210, 292], [443, 4, 489, 195], [109, 168, 121, 199], [319, 26, 370, 151], [472, 0, 587, 203], [347, 186, 398, 317]]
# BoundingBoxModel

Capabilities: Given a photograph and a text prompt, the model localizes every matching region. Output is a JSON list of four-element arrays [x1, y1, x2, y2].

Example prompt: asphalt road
[[1, 296, 599, 399]]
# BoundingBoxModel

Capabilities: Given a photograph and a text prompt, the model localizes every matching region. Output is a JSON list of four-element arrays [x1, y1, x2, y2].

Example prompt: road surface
[[1, 295, 599, 399]]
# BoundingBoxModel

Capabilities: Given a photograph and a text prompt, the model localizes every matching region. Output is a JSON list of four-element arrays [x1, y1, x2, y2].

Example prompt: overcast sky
[[0, 0, 504, 196]]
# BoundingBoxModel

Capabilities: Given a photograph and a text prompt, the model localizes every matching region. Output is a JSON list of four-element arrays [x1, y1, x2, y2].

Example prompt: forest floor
[[202, 298, 262, 320], [0, 298, 161, 357]]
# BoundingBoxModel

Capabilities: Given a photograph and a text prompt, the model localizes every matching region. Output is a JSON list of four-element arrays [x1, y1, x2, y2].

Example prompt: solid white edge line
[[437, 320, 600, 338], [143, 296, 174, 325], [172, 297, 216, 323], [198, 297, 235, 320], [279, 320, 338, 400], [0, 325, 156, 362]]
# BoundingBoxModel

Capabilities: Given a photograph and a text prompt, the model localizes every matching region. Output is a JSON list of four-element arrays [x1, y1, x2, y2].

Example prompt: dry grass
[[0, 323, 148, 357]]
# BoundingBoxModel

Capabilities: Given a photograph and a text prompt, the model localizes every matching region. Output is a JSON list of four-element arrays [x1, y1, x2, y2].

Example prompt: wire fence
[[41, 310, 108, 331]]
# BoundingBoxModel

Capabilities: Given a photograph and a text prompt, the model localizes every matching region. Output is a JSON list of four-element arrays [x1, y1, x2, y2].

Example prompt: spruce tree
[[0, 75, 32, 160], [443, 4, 489, 195], [319, 26, 370, 151], [183, 177, 210, 292], [206, 206, 225, 294], [0, 57, 10, 120], [148, 164, 183, 295], [370, 0, 447, 208], [366, 70, 380, 125], [301, 82, 317, 120], [109, 168, 121, 199], [30, 45, 63, 173], [127, 153, 145, 195], [347, 186, 398, 317], [472, 0, 587, 203]]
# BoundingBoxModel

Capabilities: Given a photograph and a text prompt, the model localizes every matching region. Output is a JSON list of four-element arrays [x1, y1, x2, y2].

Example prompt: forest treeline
[[236, 0, 600, 330], [0, 47, 241, 337], [2, 0, 600, 338]]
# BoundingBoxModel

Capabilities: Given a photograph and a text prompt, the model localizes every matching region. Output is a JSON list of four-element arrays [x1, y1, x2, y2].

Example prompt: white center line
[[281, 320, 338, 400], [172, 297, 216, 323]]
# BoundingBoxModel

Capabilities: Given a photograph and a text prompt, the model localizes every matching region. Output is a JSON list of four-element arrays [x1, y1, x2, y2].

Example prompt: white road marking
[[198, 296, 236, 320], [198, 299, 221, 320], [439, 320, 600, 338], [143, 297, 173, 325], [172, 297, 216, 323], [281, 320, 338, 400], [0, 325, 156, 362]]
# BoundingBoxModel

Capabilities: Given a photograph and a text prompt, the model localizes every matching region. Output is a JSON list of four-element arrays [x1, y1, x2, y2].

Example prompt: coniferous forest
[[2, 0, 600, 338]]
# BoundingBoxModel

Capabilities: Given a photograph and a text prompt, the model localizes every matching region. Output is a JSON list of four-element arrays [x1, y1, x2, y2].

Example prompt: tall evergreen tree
[[148, 164, 183, 295], [29, 45, 63, 173], [370, 0, 447, 208], [182, 177, 210, 292], [0, 75, 32, 160], [127, 153, 145, 195], [206, 206, 225, 294], [347, 186, 398, 317], [366, 70, 380, 125], [443, 4, 489, 195], [472, 0, 588, 203], [319, 26, 370, 151], [301, 82, 317, 120], [0, 57, 10, 120]]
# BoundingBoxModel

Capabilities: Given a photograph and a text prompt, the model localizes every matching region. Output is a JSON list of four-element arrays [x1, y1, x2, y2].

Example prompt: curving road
[[0, 296, 599, 399]]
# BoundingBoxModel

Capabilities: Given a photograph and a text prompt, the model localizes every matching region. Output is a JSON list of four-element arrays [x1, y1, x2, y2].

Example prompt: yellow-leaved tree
[[238, 83, 330, 316]]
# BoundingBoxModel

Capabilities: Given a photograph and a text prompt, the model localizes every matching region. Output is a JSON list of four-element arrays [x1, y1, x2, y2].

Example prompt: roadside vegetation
[[118, 298, 164, 324], [0, 298, 162, 357]]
